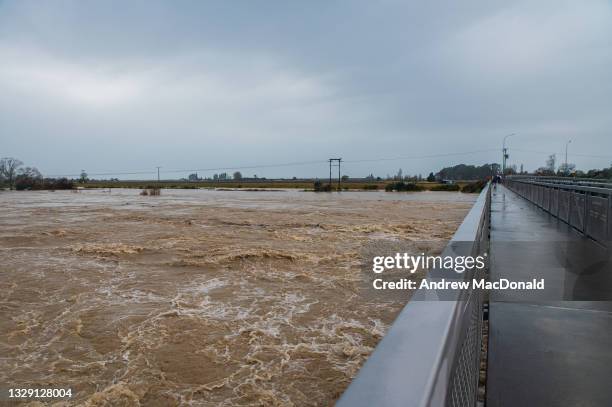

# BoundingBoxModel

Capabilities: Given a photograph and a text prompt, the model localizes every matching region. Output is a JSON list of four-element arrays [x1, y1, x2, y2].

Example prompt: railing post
[[585, 192, 590, 236], [568, 188, 572, 227], [609, 193, 612, 242]]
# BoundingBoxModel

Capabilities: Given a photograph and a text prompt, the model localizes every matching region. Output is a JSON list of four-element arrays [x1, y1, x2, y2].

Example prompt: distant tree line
[[0, 157, 73, 190], [189, 171, 246, 181], [531, 153, 612, 178], [436, 161, 612, 180], [584, 166, 612, 179], [436, 163, 501, 180]]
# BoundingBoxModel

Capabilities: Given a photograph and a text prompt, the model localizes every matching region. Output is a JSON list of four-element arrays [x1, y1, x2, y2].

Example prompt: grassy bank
[[82, 179, 481, 192]]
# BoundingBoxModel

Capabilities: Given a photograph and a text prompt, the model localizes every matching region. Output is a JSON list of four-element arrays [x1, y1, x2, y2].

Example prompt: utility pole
[[328, 158, 342, 191], [564, 139, 572, 176], [338, 158, 342, 191], [156, 166, 161, 183], [502, 133, 515, 175]]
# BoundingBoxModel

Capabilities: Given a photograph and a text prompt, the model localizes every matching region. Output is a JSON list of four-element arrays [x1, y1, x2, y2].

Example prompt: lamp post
[[564, 140, 572, 176], [502, 133, 516, 175]]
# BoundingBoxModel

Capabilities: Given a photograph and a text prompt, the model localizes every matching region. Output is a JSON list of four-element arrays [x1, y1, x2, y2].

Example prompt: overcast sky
[[1, 0, 611, 179]]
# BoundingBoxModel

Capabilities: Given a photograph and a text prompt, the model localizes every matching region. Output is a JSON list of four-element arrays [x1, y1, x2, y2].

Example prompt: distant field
[[82, 180, 476, 191]]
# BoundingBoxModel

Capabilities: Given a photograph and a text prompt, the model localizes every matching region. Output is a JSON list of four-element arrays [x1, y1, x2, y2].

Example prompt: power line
[[48, 149, 498, 178], [44, 149, 503, 178], [47, 147, 608, 178], [509, 148, 612, 159], [343, 148, 500, 164], [166, 149, 500, 175], [47, 170, 158, 178], [163, 159, 328, 174], [46, 160, 327, 178]]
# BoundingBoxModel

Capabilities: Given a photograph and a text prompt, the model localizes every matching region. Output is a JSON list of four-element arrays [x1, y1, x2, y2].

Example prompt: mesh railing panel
[[447, 289, 483, 407]]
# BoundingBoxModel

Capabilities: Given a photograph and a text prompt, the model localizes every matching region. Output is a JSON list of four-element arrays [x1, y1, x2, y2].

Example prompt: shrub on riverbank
[[430, 183, 460, 191], [15, 177, 74, 190], [313, 180, 332, 192], [384, 182, 424, 192], [140, 187, 161, 196], [461, 180, 487, 193]]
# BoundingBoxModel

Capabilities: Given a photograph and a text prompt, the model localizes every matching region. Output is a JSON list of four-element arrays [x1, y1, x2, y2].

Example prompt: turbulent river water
[[0, 188, 474, 406]]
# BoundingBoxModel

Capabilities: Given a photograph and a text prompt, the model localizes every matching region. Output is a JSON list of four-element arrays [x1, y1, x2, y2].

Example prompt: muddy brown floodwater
[[0, 188, 475, 406]]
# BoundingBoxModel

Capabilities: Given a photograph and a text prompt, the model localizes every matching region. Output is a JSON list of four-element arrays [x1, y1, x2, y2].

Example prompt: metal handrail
[[519, 180, 612, 196], [337, 183, 491, 407], [508, 175, 612, 182], [505, 179, 611, 245], [507, 175, 612, 189]]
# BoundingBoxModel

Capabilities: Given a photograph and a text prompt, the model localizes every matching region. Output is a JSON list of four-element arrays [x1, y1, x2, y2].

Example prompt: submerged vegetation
[[15, 175, 74, 191], [140, 187, 161, 196], [384, 182, 425, 192], [313, 180, 332, 192], [430, 183, 461, 192]]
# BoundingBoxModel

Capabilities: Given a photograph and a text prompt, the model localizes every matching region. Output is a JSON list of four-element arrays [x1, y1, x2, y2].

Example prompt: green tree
[[435, 163, 500, 180]]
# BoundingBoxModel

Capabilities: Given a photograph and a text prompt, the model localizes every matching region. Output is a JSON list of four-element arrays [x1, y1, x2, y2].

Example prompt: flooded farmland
[[0, 189, 475, 406]]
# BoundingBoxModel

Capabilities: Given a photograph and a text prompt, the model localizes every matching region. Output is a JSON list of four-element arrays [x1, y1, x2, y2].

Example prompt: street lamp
[[502, 133, 516, 175], [564, 140, 572, 176]]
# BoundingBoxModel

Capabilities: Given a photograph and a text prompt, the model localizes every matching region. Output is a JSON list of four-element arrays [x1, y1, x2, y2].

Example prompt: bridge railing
[[505, 176, 612, 246], [337, 183, 491, 407], [506, 175, 612, 189]]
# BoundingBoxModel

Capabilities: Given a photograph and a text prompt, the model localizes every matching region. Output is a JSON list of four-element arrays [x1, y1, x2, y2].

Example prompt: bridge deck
[[487, 185, 612, 407]]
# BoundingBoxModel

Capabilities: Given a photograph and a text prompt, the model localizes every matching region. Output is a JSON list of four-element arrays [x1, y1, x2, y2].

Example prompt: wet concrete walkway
[[487, 185, 612, 407]]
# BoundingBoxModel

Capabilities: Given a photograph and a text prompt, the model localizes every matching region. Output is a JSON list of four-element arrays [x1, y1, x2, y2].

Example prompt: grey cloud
[[1, 0, 611, 178]]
